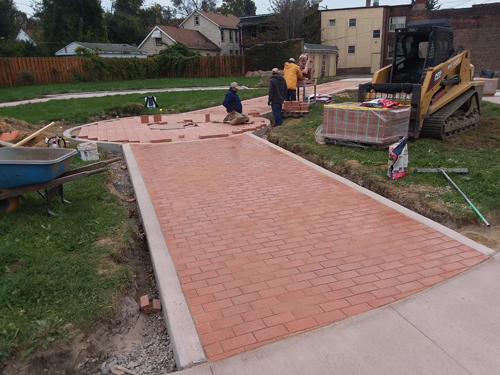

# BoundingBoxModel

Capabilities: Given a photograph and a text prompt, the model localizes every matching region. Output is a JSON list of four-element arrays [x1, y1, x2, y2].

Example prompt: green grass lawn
[[0, 88, 268, 124], [0, 157, 132, 359], [271, 91, 500, 221], [0, 76, 262, 103]]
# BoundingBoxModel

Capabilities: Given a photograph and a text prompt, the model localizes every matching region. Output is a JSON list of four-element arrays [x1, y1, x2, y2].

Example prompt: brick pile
[[322, 102, 410, 146], [282, 101, 309, 112]]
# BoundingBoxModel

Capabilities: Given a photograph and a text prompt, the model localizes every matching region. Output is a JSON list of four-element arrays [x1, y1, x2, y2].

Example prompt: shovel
[[414, 167, 489, 227]]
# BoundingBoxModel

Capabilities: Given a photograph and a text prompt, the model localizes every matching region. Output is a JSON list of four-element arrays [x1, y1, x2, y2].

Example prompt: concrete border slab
[[123, 144, 206, 369], [248, 133, 494, 256]]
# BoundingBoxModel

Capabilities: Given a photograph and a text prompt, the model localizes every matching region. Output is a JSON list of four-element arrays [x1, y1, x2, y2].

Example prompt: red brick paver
[[75, 80, 363, 144], [130, 135, 488, 362]]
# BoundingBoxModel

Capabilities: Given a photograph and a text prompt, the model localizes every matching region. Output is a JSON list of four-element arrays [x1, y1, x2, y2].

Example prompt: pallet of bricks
[[282, 101, 309, 117], [322, 102, 411, 148]]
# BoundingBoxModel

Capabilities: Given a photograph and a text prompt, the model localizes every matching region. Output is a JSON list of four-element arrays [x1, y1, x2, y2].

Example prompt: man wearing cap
[[283, 58, 303, 101], [268, 68, 287, 126], [222, 82, 250, 125]]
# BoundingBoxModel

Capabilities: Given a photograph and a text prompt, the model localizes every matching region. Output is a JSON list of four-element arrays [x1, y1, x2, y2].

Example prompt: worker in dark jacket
[[222, 82, 250, 125], [268, 68, 287, 126]]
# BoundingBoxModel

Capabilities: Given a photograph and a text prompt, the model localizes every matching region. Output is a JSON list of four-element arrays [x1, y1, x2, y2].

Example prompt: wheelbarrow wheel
[[0, 189, 19, 213]]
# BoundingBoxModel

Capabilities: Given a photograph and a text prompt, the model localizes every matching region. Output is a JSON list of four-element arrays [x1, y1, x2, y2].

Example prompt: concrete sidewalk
[[179, 252, 500, 375], [0, 86, 239, 108]]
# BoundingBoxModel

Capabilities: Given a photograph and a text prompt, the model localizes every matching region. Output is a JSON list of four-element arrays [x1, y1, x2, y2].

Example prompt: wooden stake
[[12, 122, 56, 147]]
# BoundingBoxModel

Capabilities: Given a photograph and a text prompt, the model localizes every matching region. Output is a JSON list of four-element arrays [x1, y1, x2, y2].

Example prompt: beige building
[[179, 10, 240, 56], [321, 6, 384, 74], [138, 25, 220, 56]]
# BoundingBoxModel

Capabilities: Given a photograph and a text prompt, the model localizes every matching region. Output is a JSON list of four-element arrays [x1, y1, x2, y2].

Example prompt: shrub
[[17, 69, 35, 86]]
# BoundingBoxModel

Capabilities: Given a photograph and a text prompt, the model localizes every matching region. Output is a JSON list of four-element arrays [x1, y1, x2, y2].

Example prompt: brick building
[[406, 1, 500, 74]]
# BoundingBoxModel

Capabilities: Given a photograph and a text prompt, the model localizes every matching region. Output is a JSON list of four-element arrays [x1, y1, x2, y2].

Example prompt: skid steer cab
[[359, 19, 484, 140]]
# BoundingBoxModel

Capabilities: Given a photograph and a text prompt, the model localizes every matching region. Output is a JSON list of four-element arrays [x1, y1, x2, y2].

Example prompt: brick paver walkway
[[130, 135, 487, 362], [75, 79, 364, 144]]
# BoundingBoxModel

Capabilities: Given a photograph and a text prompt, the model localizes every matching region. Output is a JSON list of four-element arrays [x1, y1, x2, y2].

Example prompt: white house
[[179, 10, 240, 55], [16, 29, 36, 45], [55, 42, 147, 58]]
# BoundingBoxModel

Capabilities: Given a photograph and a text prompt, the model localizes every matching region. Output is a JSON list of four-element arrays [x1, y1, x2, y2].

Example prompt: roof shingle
[[198, 10, 239, 28], [157, 25, 220, 51]]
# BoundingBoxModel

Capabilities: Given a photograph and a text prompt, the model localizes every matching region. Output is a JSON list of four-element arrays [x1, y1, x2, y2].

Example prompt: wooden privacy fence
[[0, 57, 86, 87], [179, 55, 246, 78], [0, 55, 247, 87]]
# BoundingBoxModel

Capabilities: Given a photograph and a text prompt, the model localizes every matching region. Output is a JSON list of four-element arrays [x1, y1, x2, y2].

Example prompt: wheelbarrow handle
[[59, 157, 123, 177]]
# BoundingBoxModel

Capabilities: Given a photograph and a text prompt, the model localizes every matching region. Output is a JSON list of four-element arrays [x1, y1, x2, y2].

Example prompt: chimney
[[413, 0, 426, 9], [201, 0, 208, 11], [366, 0, 371, 6]]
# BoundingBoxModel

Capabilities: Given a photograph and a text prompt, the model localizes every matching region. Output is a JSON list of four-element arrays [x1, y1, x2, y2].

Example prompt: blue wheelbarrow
[[0, 148, 121, 215]]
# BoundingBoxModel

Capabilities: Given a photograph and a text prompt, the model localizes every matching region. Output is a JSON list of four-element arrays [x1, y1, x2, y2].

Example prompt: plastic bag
[[387, 137, 408, 180]]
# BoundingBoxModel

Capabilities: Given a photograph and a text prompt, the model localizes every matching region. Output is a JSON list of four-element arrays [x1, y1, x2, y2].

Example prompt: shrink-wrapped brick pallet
[[322, 103, 411, 147]]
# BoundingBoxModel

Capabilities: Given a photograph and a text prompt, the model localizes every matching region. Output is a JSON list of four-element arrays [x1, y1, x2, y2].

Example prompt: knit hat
[[271, 68, 279, 74], [289, 58, 295, 62]]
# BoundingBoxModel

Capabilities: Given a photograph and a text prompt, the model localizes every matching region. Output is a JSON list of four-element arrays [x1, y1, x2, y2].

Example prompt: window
[[329, 19, 335, 27], [235, 50, 239, 55], [389, 16, 405, 32], [195, 15, 199, 26], [348, 45, 355, 54], [373, 29, 380, 38], [387, 45, 394, 58], [229, 30, 233, 43], [235, 31, 238, 42], [251, 26, 257, 39], [155, 38, 162, 46], [349, 18, 356, 27], [220, 29, 225, 42]]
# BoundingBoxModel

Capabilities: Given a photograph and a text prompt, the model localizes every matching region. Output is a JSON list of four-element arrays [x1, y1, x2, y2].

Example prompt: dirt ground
[[1, 115, 499, 374], [0, 117, 76, 148]]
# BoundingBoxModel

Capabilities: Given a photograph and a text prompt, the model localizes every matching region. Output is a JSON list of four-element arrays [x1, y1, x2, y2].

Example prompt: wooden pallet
[[281, 111, 310, 118]]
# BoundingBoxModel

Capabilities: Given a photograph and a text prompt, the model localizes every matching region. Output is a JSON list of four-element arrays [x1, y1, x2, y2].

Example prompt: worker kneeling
[[223, 82, 250, 125]]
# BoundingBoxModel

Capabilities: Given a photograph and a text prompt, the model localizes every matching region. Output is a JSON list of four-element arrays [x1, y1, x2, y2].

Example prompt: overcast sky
[[14, 0, 499, 17]]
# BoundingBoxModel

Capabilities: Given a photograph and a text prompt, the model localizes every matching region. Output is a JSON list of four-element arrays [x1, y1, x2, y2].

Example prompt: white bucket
[[77, 142, 99, 162]]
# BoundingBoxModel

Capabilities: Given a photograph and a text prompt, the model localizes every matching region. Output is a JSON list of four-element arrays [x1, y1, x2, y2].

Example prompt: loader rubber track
[[420, 90, 480, 139]]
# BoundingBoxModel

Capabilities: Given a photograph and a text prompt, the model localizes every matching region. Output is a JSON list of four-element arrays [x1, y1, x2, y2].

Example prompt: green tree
[[105, 12, 144, 44], [425, 0, 441, 10], [113, 0, 143, 15], [299, 0, 320, 43], [269, 0, 307, 40], [171, 0, 218, 17], [138, 4, 177, 27], [37, 0, 108, 53], [217, 0, 256, 16], [0, 0, 18, 38]]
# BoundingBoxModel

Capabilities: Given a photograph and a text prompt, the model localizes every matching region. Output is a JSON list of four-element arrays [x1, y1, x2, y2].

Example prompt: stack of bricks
[[282, 101, 309, 112], [322, 102, 411, 147], [281, 101, 309, 118]]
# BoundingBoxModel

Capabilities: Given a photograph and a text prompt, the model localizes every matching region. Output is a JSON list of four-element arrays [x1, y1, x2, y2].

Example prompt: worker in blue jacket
[[223, 82, 250, 125]]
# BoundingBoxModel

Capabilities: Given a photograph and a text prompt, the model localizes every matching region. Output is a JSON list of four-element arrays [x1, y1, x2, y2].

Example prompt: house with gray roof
[[55, 42, 147, 58]]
